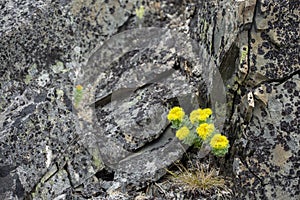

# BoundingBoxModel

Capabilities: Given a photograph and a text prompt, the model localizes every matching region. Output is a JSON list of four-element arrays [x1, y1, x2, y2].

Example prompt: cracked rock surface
[[192, 0, 299, 199], [0, 0, 299, 199], [231, 1, 300, 198], [0, 0, 206, 199]]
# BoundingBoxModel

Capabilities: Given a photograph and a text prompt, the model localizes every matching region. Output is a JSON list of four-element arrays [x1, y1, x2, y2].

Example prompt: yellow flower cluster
[[168, 106, 230, 156], [189, 108, 212, 124], [210, 134, 229, 150], [197, 123, 214, 140], [176, 126, 190, 140], [167, 106, 185, 122]]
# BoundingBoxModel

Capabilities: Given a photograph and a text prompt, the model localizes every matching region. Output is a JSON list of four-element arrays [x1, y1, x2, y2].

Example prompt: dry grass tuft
[[166, 161, 232, 198]]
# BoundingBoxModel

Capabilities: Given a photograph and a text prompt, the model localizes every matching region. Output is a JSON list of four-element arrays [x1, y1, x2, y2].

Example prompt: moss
[[91, 148, 104, 170], [24, 74, 32, 84], [56, 89, 64, 99], [51, 61, 68, 74]]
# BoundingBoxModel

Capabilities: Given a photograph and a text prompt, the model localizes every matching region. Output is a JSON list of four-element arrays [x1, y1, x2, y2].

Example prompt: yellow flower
[[210, 134, 229, 150], [176, 126, 190, 140], [198, 108, 212, 121], [167, 107, 185, 122], [189, 109, 200, 124], [76, 84, 83, 91], [202, 108, 212, 117], [197, 123, 214, 140], [189, 108, 212, 124]]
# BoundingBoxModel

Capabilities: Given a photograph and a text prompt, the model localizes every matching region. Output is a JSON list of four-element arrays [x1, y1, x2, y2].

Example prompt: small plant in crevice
[[135, 5, 145, 28], [167, 106, 230, 157], [73, 84, 84, 109], [135, 5, 145, 20]]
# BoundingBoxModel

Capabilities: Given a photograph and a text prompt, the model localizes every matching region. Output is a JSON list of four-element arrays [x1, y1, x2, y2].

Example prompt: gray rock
[[1, 0, 222, 199], [75, 27, 224, 192], [1, 0, 298, 199], [233, 74, 299, 199], [233, 1, 299, 198], [0, 0, 138, 198], [192, 0, 299, 199]]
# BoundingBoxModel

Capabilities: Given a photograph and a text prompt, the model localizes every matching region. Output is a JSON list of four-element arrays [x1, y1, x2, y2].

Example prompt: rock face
[[231, 1, 300, 199], [192, 0, 299, 199], [0, 0, 214, 199], [0, 0, 299, 199], [0, 0, 138, 199]]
